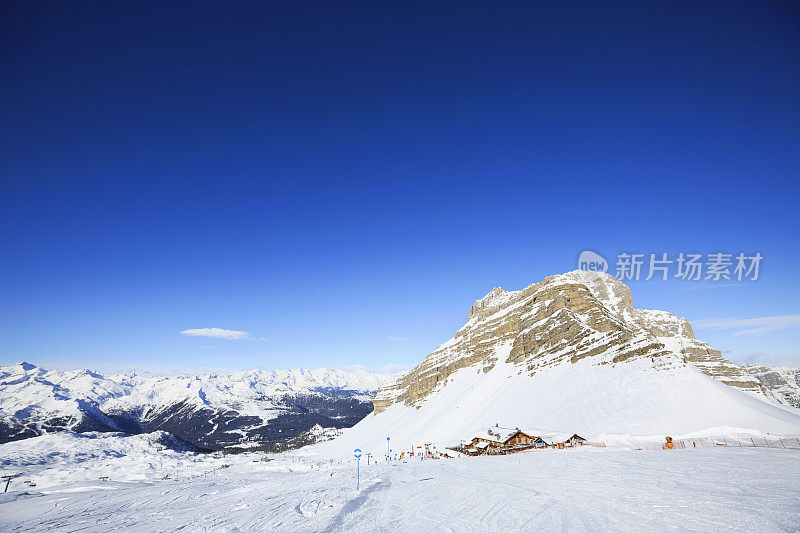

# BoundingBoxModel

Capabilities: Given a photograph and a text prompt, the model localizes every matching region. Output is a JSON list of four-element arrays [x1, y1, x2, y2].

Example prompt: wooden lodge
[[454, 426, 586, 456], [536, 433, 587, 449]]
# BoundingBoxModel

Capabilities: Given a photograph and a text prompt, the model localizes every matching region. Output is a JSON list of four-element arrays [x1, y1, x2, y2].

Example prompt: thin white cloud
[[726, 352, 800, 368], [333, 363, 412, 375], [386, 335, 409, 342], [180, 328, 250, 340], [693, 315, 800, 335]]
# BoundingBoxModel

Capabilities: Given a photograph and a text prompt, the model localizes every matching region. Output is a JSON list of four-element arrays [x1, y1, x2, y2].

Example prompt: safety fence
[[584, 441, 607, 448], [639, 436, 800, 451], [508, 441, 607, 455]]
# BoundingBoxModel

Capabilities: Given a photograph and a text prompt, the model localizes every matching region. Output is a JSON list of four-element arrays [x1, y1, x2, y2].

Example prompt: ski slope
[[1, 446, 798, 532], [0, 431, 208, 491]]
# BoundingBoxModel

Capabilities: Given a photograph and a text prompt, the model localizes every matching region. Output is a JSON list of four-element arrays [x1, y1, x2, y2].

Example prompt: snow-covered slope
[[0, 363, 393, 450], [3, 442, 799, 532], [324, 355, 800, 457], [322, 271, 800, 457], [0, 430, 204, 490]]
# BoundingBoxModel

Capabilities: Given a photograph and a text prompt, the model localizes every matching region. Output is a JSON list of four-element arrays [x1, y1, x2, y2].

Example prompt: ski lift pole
[[2, 474, 20, 493]]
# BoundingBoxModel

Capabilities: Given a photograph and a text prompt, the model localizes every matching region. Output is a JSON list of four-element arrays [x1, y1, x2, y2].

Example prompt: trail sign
[[354, 448, 362, 491]]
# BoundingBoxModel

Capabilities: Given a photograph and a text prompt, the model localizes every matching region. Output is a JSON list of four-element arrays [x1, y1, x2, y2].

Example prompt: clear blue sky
[[1, 1, 799, 372]]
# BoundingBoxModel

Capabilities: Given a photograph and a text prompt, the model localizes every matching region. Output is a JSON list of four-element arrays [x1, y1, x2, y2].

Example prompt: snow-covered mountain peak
[[366, 270, 800, 454], [13, 361, 38, 373], [467, 270, 635, 325], [468, 287, 516, 321]]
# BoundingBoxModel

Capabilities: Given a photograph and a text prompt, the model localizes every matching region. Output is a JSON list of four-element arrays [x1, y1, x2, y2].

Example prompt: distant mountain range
[[0, 363, 393, 451]]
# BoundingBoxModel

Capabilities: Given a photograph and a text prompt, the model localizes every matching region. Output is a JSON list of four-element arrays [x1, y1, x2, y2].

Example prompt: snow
[[2, 339, 800, 530], [317, 353, 800, 460], [3, 269, 800, 529], [0, 431, 209, 490], [470, 427, 518, 444], [0, 442, 798, 531], [536, 432, 576, 445]]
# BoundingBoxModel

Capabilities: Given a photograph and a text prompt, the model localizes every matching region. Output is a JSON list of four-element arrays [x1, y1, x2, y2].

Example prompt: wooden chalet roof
[[467, 427, 586, 447], [470, 426, 531, 445]]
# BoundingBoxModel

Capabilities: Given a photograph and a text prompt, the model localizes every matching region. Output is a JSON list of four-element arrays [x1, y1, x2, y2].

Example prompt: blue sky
[[1, 1, 799, 373]]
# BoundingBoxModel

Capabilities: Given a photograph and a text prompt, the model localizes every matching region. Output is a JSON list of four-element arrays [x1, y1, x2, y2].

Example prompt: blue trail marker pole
[[387, 436, 390, 462], [354, 449, 362, 491]]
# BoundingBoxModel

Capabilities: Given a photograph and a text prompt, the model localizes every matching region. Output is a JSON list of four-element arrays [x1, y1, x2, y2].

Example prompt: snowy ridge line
[[0, 361, 396, 416]]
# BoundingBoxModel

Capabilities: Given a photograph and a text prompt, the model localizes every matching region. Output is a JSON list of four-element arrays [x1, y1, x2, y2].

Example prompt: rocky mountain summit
[[374, 271, 790, 413]]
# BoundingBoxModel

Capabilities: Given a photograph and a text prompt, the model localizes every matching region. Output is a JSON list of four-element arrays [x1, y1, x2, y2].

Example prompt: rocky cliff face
[[741, 365, 800, 409], [374, 271, 769, 413]]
